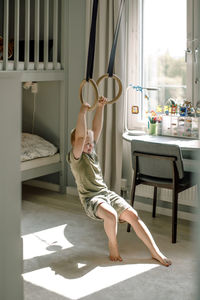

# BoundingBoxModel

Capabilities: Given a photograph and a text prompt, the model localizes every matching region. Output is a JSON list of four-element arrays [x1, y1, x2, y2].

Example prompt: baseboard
[[23, 180, 79, 196], [23, 180, 60, 192], [66, 186, 79, 196]]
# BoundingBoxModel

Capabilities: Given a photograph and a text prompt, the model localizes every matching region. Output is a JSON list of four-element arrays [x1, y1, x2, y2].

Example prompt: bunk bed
[[0, 0, 67, 193]]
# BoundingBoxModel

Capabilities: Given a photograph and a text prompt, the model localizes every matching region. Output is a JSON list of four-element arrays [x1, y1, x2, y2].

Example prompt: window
[[142, 0, 186, 110], [126, 0, 199, 131]]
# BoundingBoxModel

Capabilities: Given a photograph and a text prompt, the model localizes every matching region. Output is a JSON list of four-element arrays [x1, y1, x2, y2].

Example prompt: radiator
[[129, 184, 198, 221], [136, 184, 197, 205]]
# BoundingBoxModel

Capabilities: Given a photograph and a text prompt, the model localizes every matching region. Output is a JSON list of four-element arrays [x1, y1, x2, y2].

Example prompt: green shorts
[[82, 190, 131, 221]]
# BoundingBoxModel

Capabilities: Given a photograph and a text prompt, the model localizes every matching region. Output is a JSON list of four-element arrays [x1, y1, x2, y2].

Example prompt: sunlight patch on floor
[[22, 224, 73, 260], [23, 263, 159, 299]]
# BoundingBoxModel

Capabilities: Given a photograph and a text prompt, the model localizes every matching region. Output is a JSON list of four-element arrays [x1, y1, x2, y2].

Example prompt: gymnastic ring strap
[[107, 0, 125, 77], [96, 74, 122, 104], [79, 0, 99, 110], [86, 0, 98, 81], [79, 78, 99, 111]]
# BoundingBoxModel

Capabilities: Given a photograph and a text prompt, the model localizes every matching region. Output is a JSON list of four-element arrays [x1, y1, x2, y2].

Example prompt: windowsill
[[125, 120, 148, 136], [124, 129, 146, 136]]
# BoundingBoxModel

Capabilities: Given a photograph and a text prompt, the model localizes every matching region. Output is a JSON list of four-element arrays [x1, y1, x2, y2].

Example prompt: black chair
[[127, 140, 197, 243]]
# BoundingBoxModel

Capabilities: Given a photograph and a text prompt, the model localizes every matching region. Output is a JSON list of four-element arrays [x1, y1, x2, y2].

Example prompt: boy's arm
[[92, 96, 107, 143], [73, 103, 90, 159]]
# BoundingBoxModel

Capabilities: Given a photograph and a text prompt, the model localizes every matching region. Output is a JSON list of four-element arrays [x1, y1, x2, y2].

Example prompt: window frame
[[126, 0, 199, 131]]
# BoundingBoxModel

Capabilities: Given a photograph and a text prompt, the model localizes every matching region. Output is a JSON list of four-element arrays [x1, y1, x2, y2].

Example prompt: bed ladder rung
[[25, 0, 30, 70], [34, 0, 40, 70], [3, 0, 9, 70], [61, 0, 66, 69], [14, 0, 20, 70], [44, 0, 49, 70], [53, 0, 58, 69]]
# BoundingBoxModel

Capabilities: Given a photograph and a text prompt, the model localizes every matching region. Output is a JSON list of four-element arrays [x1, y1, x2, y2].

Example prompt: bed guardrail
[[1, 0, 65, 71]]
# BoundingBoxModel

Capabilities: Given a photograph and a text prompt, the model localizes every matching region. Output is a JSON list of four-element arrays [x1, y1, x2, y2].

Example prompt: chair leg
[[172, 189, 178, 243], [127, 173, 137, 233], [152, 187, 157, 218]]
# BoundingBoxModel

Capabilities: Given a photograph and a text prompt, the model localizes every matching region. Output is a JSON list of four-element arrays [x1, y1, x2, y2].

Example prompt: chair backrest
[[131, 140, 184, 179]]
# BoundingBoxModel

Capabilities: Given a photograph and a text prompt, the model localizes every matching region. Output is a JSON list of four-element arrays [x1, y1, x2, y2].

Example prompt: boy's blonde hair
[[70, 128, 94, 145]]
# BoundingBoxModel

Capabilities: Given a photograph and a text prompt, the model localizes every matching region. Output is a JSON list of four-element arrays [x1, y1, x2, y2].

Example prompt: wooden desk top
[[123, 131, 200, 173], [123, 131, 200, 151]]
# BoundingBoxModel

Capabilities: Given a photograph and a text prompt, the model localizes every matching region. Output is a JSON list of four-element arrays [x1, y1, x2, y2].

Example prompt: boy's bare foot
[[152, 252, 172, 267], [108, 241, 123, 262]]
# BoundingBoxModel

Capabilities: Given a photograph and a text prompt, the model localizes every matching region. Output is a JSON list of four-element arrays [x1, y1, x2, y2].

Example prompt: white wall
[[22, 81, 60, 146], [0, 74, 23, 299]]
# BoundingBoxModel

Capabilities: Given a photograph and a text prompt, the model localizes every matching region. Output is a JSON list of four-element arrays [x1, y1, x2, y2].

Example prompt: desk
[[123, 131, 200, 173]]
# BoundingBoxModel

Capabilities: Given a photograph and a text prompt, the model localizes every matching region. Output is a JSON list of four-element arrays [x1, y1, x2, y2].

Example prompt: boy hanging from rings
[[67, 96, 171, 266]]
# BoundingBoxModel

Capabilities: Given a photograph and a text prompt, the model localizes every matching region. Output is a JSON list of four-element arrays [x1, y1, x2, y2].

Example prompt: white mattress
[[0, 61, 61, 71], [21, 153, 60, 171]]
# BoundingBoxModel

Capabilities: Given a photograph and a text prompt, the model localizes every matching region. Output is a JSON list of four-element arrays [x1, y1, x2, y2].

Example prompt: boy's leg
[[119, 208, 172, 266], [96, 202, 122, 261]]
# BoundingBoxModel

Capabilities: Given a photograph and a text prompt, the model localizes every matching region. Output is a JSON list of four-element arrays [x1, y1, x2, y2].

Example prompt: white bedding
[[21, 133, 58, 162]]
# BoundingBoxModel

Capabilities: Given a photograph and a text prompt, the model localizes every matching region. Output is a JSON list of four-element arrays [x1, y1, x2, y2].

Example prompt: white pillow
[[21, 133, 58, 162]]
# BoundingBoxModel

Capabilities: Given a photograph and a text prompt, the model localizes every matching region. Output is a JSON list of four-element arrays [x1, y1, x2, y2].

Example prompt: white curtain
[[85, 0, 126, 194]]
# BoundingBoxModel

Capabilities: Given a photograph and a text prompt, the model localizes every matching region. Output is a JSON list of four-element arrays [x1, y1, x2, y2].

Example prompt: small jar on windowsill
[[148, 111, 157, 135], [148, 122, 157, 135]]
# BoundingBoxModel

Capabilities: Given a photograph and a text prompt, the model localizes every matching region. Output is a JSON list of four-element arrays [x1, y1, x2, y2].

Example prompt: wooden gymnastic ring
[[79, 78, 99, 111], [96, 73, 122, 104]]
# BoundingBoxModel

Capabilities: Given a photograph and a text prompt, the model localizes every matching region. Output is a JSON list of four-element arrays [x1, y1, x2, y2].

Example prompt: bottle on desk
[[157, 122, 162, 135]]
